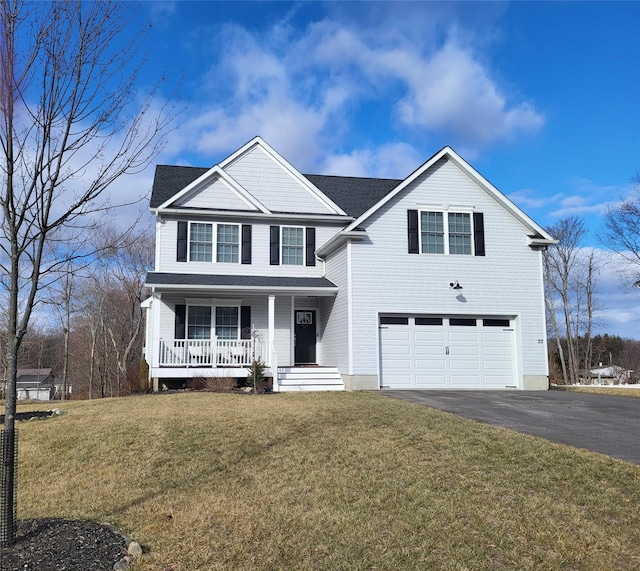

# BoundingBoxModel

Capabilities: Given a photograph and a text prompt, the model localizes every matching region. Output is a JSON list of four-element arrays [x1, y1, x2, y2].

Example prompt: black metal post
[[0, 428, 17, 547]]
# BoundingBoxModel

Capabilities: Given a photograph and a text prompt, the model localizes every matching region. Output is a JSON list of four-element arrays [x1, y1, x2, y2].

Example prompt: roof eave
[[153, 208, 353, 223], [145, 282, 338, 296], [316, 230, 368, 258]]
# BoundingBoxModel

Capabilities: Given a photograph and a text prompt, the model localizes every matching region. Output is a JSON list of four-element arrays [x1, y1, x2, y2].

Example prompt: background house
[[16, 369, 56, 401]]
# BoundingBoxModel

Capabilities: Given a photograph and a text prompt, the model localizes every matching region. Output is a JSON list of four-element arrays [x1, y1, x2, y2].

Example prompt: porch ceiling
[[145, 272, 338, 296]]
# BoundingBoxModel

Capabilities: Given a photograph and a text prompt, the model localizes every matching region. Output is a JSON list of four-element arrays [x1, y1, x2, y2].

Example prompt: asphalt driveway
[[382, 390, 640, 464]]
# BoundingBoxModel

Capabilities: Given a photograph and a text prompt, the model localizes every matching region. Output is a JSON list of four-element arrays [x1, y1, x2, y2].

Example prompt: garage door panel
[[449, 332, 479, 343], [450, 359, 481, 370], [450, 346, 479, 356], [415, 346, 445, 356], [416, 374, 447, 386], [483, 346, 512, 357], [415, 359, 446, 370], [483, 331, 513, 342], [450, 374, 482, 386], [415, 331, 445, 343]]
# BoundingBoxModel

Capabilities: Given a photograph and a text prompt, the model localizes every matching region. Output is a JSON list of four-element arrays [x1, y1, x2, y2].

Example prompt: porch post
[[151, 293, 162, 370], [268, 295, 277, 391]]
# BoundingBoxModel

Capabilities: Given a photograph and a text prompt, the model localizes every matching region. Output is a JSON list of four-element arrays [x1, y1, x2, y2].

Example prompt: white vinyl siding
[[156, 218, 341, 277], [319, 244, 350, 372], [343, 157, 547, 385], [174, 175, 258, 211], [225, 145, 336, 214]]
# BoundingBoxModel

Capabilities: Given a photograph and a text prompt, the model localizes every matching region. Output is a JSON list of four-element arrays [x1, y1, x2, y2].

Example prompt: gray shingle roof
[[146, 272, 337, 290], [149, 165, 401, 217], [150, 165, 208, 208], [304, 174, 400, 218]]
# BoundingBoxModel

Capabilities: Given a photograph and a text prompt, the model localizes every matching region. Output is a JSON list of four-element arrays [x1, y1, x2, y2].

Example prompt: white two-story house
[[143, 137, 555, 392]]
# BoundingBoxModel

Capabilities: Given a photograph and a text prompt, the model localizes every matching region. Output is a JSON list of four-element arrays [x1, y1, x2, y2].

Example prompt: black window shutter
[[240, 306, 251, 339], [473, 212, 485, 256], [241, 225, 252, 264], [177, 221, 188, 262], [408, 210, 419, 254], [270, 226, 280, 265], [305, 227, 316, 266], [175, 304, 186, 339]]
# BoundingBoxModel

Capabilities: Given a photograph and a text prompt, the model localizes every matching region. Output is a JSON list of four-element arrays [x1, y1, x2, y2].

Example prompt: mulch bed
[[0, 412, 132, 569], [0, 518, 129, 570]]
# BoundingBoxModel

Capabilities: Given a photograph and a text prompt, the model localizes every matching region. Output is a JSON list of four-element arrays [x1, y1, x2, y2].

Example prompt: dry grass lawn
[[552, 385, 640, 398], [9, 392, 640, 570]]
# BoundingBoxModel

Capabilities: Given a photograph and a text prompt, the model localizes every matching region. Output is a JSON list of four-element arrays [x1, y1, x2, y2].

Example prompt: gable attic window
[[408, 210, 485, 256]]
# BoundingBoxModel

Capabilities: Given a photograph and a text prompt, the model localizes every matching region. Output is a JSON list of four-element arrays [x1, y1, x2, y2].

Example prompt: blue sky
[[125, 1, 639, 338]]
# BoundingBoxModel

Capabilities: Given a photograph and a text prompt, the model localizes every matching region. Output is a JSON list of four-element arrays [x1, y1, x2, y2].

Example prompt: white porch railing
[[158, 339, 266, 367]]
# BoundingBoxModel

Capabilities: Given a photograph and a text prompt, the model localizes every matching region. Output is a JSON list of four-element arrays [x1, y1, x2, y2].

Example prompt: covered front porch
[[143, 273, 342, 391]]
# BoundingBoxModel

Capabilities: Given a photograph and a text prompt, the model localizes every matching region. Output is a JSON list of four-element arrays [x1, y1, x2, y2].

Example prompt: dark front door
[[294, 310, 317, 364]]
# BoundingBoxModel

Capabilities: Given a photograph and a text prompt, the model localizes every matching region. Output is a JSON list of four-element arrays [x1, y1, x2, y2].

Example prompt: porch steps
[[276, 367, 345, 392]]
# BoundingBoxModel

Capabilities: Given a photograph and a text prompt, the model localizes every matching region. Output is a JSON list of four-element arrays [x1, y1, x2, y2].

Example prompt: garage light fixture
[[449, 281, 463, 290]]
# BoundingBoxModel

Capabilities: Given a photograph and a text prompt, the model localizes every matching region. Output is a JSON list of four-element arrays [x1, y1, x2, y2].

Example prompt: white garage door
[[379, 316, 517, 389]]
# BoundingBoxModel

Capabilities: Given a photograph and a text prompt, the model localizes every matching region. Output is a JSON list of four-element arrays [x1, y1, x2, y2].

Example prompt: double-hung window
[[420, 212, 445, 254], [215, 307, 239, 339], [189, 223, 213, 262], [216, 224, 239, 263], [187, 306, 212, 339], [447, 213, 472, 255], [420, 211, 472, 255], [188, 223, 240, 263], [281, 226, 304, 265], [186, 306, 239, 340]]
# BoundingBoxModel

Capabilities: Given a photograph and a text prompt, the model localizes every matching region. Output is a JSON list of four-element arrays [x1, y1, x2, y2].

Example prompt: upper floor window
[[183, 222, 241, 264], [270, 225, 316, 266], [189, 223, 213, 262], [419, 211, 472, 255], [216, 224, 239, 263], [447, 212, 472, 255], [282, 226, 304, 265]]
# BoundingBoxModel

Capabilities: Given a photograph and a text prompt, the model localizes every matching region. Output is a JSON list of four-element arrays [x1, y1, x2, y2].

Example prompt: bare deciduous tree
[[601, 172, 640, 286], [543, 216, 600, 385], [0, 0, 176, 544]]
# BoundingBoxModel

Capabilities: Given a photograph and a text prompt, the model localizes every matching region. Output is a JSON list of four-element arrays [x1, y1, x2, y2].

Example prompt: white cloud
[[166, 12, 545, 170], [509, 188, 564, 211], [320, 142, 422, 179]]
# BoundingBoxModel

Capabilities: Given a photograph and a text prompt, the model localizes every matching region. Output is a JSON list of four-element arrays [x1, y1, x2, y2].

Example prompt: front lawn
[[12, 392, 640, 570], [552, 384, 640, 398]]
